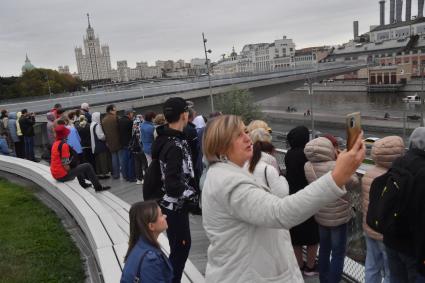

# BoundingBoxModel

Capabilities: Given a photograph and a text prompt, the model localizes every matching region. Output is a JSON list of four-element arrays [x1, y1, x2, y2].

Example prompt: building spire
[[87, 13, 91, 28], [25, 53, 29, 62]]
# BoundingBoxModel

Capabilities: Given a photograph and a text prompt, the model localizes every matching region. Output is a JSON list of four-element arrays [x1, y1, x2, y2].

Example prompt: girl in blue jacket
[[121, 201, 173, 283]]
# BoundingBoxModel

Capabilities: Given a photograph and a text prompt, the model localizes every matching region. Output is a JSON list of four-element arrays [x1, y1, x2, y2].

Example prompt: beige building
[[75, 15, 112, 81]]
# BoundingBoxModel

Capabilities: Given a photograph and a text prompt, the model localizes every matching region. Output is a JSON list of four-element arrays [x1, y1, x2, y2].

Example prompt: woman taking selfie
[[201, 115, 365, 283], [121, 201, 173, 283]]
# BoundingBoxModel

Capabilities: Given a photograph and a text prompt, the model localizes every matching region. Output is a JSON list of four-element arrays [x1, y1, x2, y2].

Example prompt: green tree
[[216, 88, 263, 123]]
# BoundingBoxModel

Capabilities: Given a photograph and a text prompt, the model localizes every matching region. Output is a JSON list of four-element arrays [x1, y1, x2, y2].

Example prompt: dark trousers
[[14, 136, 25, 158], [119, 148, 135, 180], [57, 163, 102, 191], [82, 148, 96, 170], [161, 207, 191, 283], [24, 136, 35, 161], [133, 152, 148, 181], [386, 245, 419, 283]]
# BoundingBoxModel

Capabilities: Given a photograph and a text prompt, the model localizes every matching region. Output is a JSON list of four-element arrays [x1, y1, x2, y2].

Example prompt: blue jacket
[[7, 112, 19, 143], [120, 238, 173, 283], [0, 137, 10, 155], [140, 121, 155, 155], [66, 126, 83, 154]]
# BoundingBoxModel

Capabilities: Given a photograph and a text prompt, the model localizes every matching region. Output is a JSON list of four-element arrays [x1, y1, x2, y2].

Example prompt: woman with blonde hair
[[201, 115, 365, 283]]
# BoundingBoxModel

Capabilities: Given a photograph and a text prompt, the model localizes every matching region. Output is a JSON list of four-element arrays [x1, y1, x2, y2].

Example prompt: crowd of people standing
[[2, 97, 425, 283]]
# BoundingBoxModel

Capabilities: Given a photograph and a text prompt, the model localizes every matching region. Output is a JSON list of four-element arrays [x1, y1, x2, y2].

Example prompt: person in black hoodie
[[118, 109, 136, 182], [384, 127, 425, 283], [284, 126, 319, 276], [151, 97, 197, 283], [19, 109, 36, 161]]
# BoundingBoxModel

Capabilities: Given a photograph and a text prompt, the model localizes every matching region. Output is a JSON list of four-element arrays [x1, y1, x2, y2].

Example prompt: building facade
[[75, 15, 112, 81]]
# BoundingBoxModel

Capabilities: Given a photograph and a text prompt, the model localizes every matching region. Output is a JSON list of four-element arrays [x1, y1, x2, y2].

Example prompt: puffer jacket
[[362, 136, 405, 240], [304, 137, 359, 227]]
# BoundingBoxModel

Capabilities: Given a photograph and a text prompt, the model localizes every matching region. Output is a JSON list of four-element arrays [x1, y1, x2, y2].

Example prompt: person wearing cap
[[50, 125, 110, 192], [102, 104, 121, 179], [151, 97, 198, 283], [118, 108, 136, 182], [80, 103, 91, 123]]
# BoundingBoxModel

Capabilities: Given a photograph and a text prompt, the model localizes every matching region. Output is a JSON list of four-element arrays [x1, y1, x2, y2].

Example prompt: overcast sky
[[0, 0, 418, 77]]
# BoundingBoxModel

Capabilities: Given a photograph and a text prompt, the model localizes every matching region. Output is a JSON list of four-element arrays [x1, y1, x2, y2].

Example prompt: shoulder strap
[[134, 251, 149, 283], [264, 166, 270, 187]]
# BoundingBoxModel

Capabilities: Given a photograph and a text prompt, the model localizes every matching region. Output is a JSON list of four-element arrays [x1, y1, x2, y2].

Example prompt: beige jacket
[[304, 137, 359, 227], [361, 136, 405, 240]]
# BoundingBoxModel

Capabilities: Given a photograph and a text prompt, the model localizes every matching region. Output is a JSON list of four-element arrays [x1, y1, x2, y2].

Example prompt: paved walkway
[[102, 177, 322, 282]]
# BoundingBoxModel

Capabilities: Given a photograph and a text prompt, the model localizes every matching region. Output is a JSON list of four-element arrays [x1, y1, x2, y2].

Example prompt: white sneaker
[[136, 179, 143, 185]]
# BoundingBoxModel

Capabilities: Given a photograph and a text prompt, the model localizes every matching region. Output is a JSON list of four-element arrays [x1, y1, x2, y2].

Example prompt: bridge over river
[[0, 61, 367, 117]]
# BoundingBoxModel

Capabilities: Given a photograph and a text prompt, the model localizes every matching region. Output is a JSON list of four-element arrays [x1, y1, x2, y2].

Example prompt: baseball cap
[[163, 97, 189, 116], [124, 108, 136, 115]]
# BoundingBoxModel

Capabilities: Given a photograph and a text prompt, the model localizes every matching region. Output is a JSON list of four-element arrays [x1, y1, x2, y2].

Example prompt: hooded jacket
[[90, 112, 106, 154], [284, 126, 310, 195], [382, 128, 425, 274], [362, 136, 405, 240], [304, 137, 359, 227], [151, 124, 196, 212], [7, 112, 19, 143], [46, 112, 56, 145]]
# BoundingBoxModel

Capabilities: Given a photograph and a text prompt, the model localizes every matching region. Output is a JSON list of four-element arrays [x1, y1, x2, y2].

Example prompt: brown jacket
[[361, 136, 405, 240], [101, 113, 121, 152], [304, 137, 359, 227]]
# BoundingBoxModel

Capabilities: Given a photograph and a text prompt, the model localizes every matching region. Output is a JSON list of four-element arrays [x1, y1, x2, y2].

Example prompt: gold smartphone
[[346, 112, 361, 151]]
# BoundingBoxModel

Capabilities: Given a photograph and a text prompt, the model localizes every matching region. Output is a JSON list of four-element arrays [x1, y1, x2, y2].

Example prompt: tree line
[[0, 69, 85, 100]]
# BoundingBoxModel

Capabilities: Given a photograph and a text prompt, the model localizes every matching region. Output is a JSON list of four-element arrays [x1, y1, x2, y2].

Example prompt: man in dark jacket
[[183, 107, 201, 184], [102, 104, 121, 179], [19, 109, 36, 161], [118, 108, 136, 182], [383, 127, 425, 282], [151, 97, 197, 283]]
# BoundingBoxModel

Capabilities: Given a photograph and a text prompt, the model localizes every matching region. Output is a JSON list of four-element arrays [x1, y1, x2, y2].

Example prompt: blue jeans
[[24, 136, 35, 161], [365, 235, 390, 283], [118, 148, 135, 181], [318, 223, 347, 283], [386, 245, 419, 283], [111, 151, 120, 179]]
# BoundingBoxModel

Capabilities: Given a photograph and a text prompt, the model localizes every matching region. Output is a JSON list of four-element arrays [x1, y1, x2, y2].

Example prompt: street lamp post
[[202, 32, 214, 113], [46, 73, 52, 98], [307, 77, 315, 139]]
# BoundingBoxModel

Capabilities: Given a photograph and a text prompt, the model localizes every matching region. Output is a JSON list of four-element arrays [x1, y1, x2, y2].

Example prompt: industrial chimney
[[419, 0, 424, 17], [406, 0, 412, 20], [390, 0, 396, 23], [380, 0, 386, 25], [353, 21, 359, 40], [396, 0, 403, 22]]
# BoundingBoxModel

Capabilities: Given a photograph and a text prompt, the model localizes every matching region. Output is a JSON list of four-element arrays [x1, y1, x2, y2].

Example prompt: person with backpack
[[304, 136, 359, 283], [149, 97, 197, 283], [120, 201, 173, 283], [378, 127, 425, 283], [362, 136, 405, 283], [50, 125, 110, 192]]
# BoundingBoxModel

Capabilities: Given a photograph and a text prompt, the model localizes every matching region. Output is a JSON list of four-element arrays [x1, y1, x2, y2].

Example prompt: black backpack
[[366, 165, 415, 237], [142, 140, 173, 201], [58, 141, 80, 169]]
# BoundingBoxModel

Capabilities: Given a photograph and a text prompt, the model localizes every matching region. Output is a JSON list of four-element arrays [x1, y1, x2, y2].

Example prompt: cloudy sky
[[0, 0, 418, 77]]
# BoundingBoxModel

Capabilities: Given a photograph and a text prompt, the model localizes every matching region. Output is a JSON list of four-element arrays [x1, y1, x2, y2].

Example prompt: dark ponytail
[[248, 141, 275, 173]]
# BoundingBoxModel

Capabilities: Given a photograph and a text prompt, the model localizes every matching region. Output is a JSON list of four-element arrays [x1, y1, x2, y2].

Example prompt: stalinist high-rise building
[[75, 14, 112, 81]]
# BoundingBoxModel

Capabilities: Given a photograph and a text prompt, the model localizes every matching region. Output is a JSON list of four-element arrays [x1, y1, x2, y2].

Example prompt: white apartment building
[[75, 15, 112, 81], [58, 65, 70, 74]]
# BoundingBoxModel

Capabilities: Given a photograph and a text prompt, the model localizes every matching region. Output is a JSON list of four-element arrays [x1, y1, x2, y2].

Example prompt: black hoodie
[[284, 126, 310, 195], [151, 124, 196, 211]]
